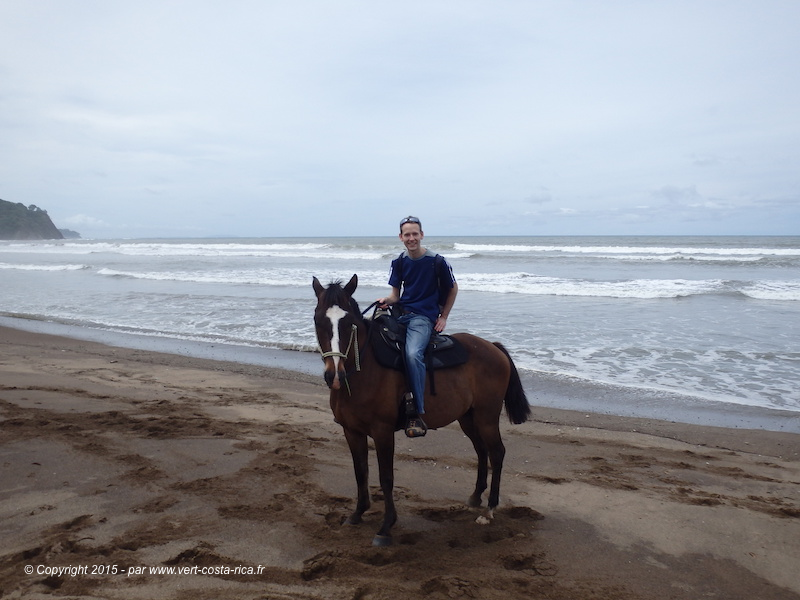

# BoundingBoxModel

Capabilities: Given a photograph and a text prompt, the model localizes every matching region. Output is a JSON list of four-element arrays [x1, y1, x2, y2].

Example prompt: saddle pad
[[372, 315, 469, 372]]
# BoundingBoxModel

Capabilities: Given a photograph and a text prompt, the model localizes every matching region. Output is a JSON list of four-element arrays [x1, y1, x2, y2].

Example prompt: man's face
[[399, 223, 423, 252]]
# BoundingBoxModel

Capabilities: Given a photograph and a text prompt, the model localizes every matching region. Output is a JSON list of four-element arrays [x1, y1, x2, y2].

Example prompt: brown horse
[[312, 274, 531, 546]]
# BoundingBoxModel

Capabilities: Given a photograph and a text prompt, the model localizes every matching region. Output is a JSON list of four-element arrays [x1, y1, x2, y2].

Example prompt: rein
[[360, 301, 380, 317]]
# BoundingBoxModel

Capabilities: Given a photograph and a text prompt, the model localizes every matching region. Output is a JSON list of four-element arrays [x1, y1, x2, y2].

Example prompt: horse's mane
[[321, 280, 365, 325]]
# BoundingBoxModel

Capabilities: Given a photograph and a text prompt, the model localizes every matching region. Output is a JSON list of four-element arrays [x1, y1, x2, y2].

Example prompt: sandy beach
[[1, 325, 798, 600]]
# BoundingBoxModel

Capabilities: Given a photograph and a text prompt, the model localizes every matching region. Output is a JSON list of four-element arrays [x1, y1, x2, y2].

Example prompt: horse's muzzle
[[324, 369, 347, 391]]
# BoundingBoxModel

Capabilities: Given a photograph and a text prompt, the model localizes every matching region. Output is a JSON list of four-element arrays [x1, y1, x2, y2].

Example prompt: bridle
[[317, 301, 378, 394], [319, 321, 361, 373]]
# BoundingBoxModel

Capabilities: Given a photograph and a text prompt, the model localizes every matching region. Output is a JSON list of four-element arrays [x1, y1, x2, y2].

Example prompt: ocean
[[2, 235, 799, 431]]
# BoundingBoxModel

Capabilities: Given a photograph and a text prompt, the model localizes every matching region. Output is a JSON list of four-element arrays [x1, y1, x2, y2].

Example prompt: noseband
[[319, 322, 362, 373], [319, 321, 362, 396]]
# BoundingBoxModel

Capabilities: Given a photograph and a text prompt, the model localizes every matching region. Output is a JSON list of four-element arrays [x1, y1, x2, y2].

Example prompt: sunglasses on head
[[400, 216, 421, 227]]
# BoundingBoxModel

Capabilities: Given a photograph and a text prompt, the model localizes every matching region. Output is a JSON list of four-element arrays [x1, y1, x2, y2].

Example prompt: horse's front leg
[[371, 427, 397, 546], [343, 428, 370, 525]]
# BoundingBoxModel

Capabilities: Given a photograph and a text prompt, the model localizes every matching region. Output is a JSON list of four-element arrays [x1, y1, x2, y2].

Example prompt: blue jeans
[[398, 313, 433, 415]]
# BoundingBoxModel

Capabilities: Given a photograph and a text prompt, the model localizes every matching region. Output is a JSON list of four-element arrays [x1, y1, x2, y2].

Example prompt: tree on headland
[[0, 199, 66, 240]]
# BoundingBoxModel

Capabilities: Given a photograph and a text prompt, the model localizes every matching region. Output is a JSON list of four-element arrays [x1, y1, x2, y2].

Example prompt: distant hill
[[0, 199, 65, 240], [59, 228, 82, 239]]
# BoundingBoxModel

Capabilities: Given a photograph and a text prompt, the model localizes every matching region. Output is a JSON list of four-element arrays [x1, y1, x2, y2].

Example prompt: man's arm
[[435, 282, 458, 333], [377, 287, 401, 308]]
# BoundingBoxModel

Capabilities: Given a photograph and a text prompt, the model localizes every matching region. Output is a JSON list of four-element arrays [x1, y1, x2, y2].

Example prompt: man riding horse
[[377, 216, 458, 438]]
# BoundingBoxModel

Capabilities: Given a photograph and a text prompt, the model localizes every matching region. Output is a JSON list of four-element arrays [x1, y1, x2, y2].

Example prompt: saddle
[[371, 311, 469, 391]]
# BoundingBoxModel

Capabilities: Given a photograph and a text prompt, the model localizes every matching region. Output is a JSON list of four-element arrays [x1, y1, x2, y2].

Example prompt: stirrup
[[403, 391, 416, 416], [405, 417, 427, 438]]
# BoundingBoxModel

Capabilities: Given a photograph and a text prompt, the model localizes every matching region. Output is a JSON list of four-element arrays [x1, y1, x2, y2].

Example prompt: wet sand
[[1, 325, 799, 599]]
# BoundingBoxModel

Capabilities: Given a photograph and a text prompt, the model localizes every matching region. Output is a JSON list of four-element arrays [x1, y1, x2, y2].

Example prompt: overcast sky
[[1, 1, 798, 239]]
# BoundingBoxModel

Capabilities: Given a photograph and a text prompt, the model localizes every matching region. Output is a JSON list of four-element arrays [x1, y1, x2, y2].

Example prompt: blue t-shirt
[[388, 250, 456, 323]]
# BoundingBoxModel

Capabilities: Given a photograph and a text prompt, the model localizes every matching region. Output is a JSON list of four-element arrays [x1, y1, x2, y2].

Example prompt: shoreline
[[2, 315, 798, 434]]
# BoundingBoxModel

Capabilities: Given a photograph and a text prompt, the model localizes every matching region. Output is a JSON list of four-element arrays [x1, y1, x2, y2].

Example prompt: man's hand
[[377, 288, 400, 310]]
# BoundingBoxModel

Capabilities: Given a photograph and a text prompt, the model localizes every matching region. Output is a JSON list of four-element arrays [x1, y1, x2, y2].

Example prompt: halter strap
[[318, 300, 376, 395], [319, 323, 361, 394]]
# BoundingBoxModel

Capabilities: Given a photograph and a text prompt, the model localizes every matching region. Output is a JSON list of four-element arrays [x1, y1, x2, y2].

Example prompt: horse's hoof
[[467, 495, 482, 508], [345, 514, 363, 526], [476, 507, 494, 525], [372, 534, 393, 547]]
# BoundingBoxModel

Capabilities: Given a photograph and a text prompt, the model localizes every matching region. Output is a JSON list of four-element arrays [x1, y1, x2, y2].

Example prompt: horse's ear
[[344, 274, 358, 296], [312, 277, 325, 298]]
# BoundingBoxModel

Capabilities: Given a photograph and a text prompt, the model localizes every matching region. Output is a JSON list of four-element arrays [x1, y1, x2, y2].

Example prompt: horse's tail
[[494, 342, 532, 424]]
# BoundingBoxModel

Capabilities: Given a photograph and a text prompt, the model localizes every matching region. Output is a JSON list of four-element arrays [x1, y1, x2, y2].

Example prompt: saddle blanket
[[371, 312, 469, 372]]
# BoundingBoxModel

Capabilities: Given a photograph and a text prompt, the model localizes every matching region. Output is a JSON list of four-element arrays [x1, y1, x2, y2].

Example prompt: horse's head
[[312, 274, 361, 391]]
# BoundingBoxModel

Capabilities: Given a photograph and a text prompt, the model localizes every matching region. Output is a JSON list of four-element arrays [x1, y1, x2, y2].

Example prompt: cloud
[[63, 214, 109, 227], [524, 188, 553, 205], [1, 1, 799, 237], [652, 185, 703, 205]]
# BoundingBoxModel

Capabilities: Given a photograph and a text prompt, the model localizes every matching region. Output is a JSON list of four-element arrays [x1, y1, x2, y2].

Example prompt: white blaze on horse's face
[[325, 304, 347, 388]]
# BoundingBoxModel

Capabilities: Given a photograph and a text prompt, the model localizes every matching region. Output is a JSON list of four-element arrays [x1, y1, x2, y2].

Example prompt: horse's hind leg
[[480, 425, 506, 524], [458, 411, 488, 508], [343, 428, 370, 525]]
